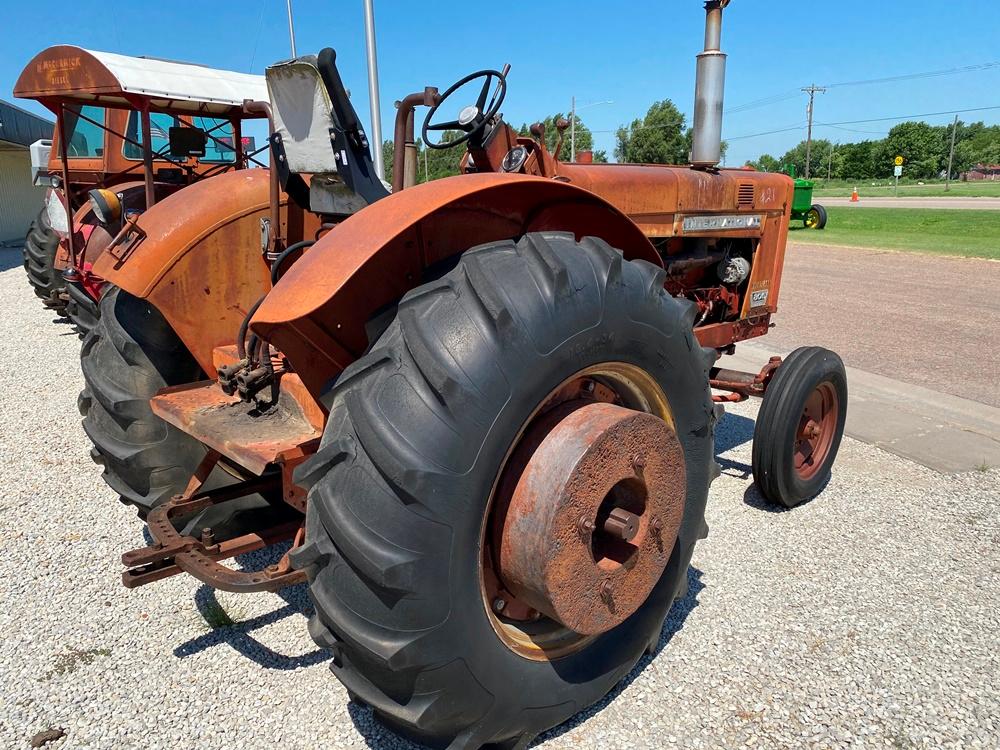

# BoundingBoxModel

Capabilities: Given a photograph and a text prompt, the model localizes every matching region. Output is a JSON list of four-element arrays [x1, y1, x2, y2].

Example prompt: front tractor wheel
[[751, 347, 847, 508], [804, 204, 828, 229], [291, 233, 719, 748]]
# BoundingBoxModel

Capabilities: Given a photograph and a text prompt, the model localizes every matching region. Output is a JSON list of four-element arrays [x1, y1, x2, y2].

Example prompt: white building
[[0, 99, 53, 243]]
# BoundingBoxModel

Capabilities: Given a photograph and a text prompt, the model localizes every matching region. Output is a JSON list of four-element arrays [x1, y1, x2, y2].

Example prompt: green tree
[[877, 121, 947, 179], [952, 121, 1000, 173], [745, 153, 781, 172], [776, 139, 834, 178], [836, 140, 879, 180], [517, 114, 608, 162], [383, 132, 464, 187], [614, 100, 687, 164]]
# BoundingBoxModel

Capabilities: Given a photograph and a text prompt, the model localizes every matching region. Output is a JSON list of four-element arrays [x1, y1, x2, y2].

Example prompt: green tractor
[[785, 165, 827, 229]]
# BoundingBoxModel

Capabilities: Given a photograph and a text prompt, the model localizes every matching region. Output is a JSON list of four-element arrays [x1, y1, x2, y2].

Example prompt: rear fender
[[93, 170, 310, 374], [251, 173, 660, 397]]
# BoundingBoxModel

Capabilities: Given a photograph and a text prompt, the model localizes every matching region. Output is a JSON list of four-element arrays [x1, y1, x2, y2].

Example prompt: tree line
[[745, 120, 1000, 180]]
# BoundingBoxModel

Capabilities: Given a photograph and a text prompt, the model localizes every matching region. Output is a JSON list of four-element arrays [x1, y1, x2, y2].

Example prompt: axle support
[[121, 453, 305, 593]]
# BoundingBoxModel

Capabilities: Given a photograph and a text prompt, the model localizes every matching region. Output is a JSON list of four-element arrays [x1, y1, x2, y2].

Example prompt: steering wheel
[[422, 69, 507, 150]]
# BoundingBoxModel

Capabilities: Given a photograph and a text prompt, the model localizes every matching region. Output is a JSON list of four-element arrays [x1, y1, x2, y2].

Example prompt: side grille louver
[[737, 183, 755, 206]]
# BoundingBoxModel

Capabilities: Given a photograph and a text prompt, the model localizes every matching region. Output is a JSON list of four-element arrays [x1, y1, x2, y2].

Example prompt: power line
[[825, 61, 1000, 89], [725, 105, 1000, 142], [725, 90, 800, 115], [725, 123, 807, 141], [818, 104, 1000, 126], [725, 61, 1000, 115]]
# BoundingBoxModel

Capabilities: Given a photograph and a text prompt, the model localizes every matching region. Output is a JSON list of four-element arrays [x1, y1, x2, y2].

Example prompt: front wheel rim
[[793, 381, 839, 481]]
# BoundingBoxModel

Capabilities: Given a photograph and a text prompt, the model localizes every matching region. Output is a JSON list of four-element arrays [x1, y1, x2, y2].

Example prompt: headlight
[[88, 188, 122, 225]]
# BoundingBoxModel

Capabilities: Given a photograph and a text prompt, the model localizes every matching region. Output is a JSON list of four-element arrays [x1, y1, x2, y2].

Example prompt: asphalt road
[[821, 197, 1000, 210], [766, 242, 1000, 408]]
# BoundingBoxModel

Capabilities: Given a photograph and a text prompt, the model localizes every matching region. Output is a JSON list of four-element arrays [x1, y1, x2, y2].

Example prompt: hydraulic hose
[[270, 240, 315, 285]]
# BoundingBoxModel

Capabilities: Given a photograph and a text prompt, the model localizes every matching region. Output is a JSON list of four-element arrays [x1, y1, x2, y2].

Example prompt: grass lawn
[[788, 207, 1000, 260], [810, 180, 1000, 199]]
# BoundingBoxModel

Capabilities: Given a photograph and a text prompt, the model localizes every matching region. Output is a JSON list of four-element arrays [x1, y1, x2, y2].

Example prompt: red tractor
[[14, 46, 268, 334], [75, 2, 846, 745]]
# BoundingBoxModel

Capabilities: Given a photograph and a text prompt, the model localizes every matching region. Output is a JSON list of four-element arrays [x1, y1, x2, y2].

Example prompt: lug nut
[[492, 597, 506, 613], [631, 454, 646, 472], [200, 527, 215, 546], [577, 516, 596, 536]]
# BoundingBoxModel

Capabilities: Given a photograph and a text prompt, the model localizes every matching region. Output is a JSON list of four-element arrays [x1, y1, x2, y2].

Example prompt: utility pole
[[945, 114, 959, 192], [828, 142, 835, 180], [363, 0, 385, 179], [570, 96, 576, 163], [285, 0, 297, 57], [801, 84, 825, 179]]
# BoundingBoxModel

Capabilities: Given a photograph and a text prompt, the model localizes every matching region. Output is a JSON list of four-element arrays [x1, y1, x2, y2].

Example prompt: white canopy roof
[[15, 46, 268, 116]]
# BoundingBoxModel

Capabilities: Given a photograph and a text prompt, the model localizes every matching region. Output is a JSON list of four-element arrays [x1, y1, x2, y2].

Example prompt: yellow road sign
[[894, 155, 904, 166]]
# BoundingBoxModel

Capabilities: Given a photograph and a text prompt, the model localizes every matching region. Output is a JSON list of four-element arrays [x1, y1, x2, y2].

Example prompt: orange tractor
[[14, 46, 268, 334], [75, 2, 847, 746]]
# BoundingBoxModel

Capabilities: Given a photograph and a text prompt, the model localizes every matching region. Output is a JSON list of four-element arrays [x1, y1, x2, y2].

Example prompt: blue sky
[[3, 0, 998, 166]]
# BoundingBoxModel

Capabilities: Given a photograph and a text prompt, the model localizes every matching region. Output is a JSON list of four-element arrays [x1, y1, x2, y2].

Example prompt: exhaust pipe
[[690, 0, 730, 169]]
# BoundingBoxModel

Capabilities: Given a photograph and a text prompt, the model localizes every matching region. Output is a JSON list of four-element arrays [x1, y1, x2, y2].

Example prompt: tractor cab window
[[191, 117, 237, 164], [123, 111, 180, 161], [63, 105, 106, 159]]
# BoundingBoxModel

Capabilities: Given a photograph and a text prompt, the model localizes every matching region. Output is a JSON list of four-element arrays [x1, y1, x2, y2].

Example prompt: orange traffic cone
[[850, 187, 859, 202]]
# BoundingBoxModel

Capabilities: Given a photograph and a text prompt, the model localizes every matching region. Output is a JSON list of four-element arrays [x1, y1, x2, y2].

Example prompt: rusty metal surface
[[392, 89, 439, 193], [121, 464, 304, 593], [556, 163, 790, 236], [252, 173, 662, 397], [94, 169, 318, 373], [498, 402, 686, 636], [149, 379, 321, 476], [795, 381, 840, 480], [709, 356, 782, 400]]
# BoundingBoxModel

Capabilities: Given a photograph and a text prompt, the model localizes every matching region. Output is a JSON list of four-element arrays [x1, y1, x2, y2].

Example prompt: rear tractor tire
[[79, 287, 207, 516], [291, 232, 720, 748], [751, 346, 847, 508], [23, 207, 67, 316], [804, 204, 828, 229]]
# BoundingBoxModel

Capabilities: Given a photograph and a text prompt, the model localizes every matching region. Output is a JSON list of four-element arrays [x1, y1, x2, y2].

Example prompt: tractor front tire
[[291, 233, 719, 748], [79, 287, 207, 516], [23, 207, 67, 315], [805, 204, 828, 229], [751, 346, 847, 508]]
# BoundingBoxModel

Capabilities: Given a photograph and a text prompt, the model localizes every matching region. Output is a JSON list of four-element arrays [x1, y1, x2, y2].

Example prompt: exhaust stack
[[690, 0, 730, 168]]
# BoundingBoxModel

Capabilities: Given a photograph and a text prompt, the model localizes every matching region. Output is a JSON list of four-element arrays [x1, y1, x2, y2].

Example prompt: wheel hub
[[498, 402, 686, 636]]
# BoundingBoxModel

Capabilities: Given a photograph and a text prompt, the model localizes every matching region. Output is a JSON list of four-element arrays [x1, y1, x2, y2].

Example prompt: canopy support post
[[56, 103, 76, 268], [140, 107, 156, 208]]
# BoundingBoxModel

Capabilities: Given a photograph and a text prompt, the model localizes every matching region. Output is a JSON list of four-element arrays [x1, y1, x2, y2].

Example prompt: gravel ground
[[1, 246, 998, 749]]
